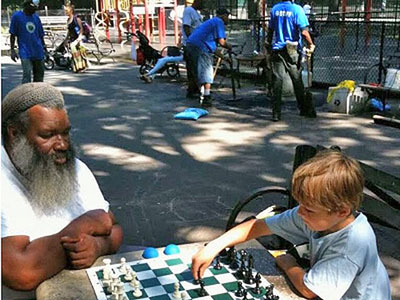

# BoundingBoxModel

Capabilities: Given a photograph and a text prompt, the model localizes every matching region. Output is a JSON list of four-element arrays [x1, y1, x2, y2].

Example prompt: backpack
[[74, 16, 91, 41], [81, 21, 91, 40]]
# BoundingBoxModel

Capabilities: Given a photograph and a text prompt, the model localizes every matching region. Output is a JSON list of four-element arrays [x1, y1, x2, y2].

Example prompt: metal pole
[[115, 0, 122, 42], [174, 0, 178, 45], [144, 0, 150, 39], [378, 23, 385, 84]]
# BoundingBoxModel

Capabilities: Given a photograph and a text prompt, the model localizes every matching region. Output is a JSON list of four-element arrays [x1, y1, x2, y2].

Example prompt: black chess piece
[[248, 254, 254, 270], [225, 247, 235, 264], [193, 279, 200, 285], [214, 256, 222, 270], [229, 249, 239, 269], [235, 281, 244, 297], [242, 289, 248, 300], [252, 273, 262, 294], [198, 279, 208, 296], [244, 267, 254, 284], [265, 283, 274, 298]]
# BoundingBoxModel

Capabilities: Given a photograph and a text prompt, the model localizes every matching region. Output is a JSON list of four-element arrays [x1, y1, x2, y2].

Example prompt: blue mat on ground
[[174, 108, 209, 120]]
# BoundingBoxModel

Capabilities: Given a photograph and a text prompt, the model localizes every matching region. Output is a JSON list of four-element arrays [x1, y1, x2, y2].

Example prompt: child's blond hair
[[291, 150, 364, 213]]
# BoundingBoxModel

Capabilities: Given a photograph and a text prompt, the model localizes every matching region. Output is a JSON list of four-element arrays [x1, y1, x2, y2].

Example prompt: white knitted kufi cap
[[2, 82, 64, 122]]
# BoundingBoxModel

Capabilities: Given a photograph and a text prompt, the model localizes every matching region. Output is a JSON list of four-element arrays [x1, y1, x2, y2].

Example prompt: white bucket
[[302, 70, 312, 88], [384, 68, 400, 90]]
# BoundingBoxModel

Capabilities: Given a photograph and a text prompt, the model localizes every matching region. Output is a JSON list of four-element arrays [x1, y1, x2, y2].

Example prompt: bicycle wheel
[[364, 63, 388, 85], [139, 64, 152, 75], [44, 56, 55, 70], [166, 65, 180, 78]]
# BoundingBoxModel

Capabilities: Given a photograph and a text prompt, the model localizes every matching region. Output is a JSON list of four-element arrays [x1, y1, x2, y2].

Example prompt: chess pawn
[[103, 258, 113, 281], [133, 285, 142, 298], [129, 271, 139, 288], [125, 269, 133, 281], [172, 282, 181, 299], [235, 281, 244, 297], [108, 273, 119, 293], [119, 257, 128, 275], [181, 291, 187, 300]]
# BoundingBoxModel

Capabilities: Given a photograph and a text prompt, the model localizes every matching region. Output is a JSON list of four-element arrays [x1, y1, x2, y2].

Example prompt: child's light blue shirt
[[265, 207, 391, 300]]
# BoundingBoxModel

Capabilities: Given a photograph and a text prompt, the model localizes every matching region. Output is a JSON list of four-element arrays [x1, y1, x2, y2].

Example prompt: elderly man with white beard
[[1, 82, 123, 299]]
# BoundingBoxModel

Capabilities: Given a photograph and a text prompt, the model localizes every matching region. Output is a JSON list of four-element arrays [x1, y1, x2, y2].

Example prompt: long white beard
[[10, 135, 82, 217]]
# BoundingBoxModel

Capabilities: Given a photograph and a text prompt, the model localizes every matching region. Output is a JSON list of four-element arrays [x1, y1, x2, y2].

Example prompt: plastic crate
[[327, 87, 369, 114]]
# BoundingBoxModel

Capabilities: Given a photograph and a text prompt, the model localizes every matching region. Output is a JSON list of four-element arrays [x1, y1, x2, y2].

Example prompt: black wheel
[[44, 57, 55, 70], [166, 65, 179, 78], [364, 63, 388, 85], [139, 64, 152, 75]]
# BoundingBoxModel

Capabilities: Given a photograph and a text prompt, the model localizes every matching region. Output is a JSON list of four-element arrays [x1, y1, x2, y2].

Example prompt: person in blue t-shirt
[[9, 0, 46, 84], [266, 0, 316, 121], [186, 8, 232, 107]]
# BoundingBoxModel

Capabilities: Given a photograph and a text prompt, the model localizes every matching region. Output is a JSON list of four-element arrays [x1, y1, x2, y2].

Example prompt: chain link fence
[[312, 18, 399, 85]]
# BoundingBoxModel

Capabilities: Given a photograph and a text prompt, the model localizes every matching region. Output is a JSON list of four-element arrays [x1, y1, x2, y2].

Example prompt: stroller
[[133, 30, 181, 79], [44, 42, 73, 70]]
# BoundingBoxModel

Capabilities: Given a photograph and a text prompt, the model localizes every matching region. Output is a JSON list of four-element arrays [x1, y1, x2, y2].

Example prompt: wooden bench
[[226, 144, 400, 249], [40, 16, 68, 30]]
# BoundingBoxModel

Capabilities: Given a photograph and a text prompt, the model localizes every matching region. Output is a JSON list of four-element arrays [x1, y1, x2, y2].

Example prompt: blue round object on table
[[142, 247, 159, 259], [164, 244, 180, 255]]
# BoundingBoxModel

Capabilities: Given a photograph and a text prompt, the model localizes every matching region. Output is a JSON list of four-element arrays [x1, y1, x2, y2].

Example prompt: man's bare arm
[[218, 38, 231, 50], [301, 28, 314, 47], [61, 211, 123, 269], [1, 209, 113, 291]]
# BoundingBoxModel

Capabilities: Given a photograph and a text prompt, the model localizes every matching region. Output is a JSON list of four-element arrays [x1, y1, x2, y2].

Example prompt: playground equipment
[[94, 0, 179, 45]]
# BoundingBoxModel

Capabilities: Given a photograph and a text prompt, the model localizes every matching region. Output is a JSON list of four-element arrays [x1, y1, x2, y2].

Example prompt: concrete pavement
[[1, 55, 399, 298]]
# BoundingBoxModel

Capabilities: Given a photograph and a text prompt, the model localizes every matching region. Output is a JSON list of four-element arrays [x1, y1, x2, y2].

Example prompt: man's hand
[[10, 49, 19, 62], [61, 234, 101, 269], [306, 44, 316, 57], [275, 253, 298, 272]]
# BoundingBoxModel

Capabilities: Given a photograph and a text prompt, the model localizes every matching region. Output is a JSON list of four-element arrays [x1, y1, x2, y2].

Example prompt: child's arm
[[275, 254, 317, 299], [191, 219, 272, 279]]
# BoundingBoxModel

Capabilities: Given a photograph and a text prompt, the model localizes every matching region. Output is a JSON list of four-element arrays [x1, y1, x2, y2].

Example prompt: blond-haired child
[[191, 150, 390, 299]]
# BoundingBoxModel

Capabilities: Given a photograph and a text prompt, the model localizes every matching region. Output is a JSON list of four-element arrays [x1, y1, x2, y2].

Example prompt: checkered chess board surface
[[87, 254, 283, 300]]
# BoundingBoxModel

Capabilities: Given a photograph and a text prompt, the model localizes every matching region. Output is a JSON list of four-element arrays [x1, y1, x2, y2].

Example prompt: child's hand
[[191, 244, 219, 279], [275, 253, 298, 272]]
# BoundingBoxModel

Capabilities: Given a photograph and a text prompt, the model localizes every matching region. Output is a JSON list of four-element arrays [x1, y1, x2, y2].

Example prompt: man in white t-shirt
[[1, 82, 123, 298], [182, 0, 203, 98]]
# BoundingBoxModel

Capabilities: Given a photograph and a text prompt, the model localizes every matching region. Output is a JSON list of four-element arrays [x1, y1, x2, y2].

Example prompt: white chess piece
[[124, 269, 133, 281], [103, 258, 113, 281], [129, 271, 139, 288], [181, 291, 187, 300], [108, 273, 119, 293], [119, 257, 129, 275], [172, 282, 181, 299], [133, 285, 142, 298]]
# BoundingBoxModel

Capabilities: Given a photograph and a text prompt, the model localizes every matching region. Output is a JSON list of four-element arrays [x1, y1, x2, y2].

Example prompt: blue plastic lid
[[142, 247, 159, 259], [164, 244, 180, 255]]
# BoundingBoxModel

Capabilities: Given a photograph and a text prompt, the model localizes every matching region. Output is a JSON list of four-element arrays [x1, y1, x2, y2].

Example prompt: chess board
[[87, 253, 283, 300]]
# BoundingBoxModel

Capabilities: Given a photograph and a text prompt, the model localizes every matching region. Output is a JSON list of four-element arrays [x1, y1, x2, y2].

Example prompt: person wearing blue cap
[[185, 8, 232, 107], [9, 0, 47, 83]]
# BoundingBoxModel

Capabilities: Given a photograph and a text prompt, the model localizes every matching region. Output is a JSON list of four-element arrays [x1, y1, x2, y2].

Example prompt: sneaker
[[201, 95, 213, 107], [271, 112, 281, 122], [140, 74, 153, 83]]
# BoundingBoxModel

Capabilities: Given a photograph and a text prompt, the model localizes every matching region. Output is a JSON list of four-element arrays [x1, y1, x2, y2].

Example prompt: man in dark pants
[[182, 0, 203, 99], [186, 8, 232, 107], [9, 0, 47, 83], [267, 0, 316, 122]]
